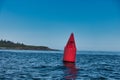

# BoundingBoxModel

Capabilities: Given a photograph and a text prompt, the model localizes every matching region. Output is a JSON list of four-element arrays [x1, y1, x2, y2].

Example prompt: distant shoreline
[[0, 40, 59, 51], [0, 48, 59, 51]]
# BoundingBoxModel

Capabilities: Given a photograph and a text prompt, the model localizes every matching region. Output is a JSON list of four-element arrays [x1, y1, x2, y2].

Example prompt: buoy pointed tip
[[71, 32, 74, 35]]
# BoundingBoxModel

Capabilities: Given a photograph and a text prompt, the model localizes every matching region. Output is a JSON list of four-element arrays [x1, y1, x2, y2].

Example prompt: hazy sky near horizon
[[0, 0, 120, 51]]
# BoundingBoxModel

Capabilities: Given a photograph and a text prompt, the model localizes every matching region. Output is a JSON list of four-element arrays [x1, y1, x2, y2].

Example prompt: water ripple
[[0, 51, 120, 80]]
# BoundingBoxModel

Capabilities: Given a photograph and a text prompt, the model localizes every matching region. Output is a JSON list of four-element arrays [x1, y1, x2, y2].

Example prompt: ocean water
[[0, 50, 120, 80]]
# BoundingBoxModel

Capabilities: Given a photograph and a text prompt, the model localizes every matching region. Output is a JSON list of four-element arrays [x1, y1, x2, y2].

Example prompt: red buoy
[[63, 33, 77, 63]]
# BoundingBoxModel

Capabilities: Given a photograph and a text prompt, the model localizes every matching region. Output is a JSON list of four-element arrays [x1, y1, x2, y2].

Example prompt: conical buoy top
[[63, 33, 77, 63], [66, 33, 76, 48]]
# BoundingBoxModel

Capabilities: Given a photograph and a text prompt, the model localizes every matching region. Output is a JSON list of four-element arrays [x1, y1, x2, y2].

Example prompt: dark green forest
[[0, 40, 56, 51]]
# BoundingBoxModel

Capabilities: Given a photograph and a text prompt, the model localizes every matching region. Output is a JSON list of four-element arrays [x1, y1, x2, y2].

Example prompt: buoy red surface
[[63, 33, 77, 63]]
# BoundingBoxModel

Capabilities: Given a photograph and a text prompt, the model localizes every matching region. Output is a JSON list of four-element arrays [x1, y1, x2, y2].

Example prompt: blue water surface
[[0, 50, 120, 80]]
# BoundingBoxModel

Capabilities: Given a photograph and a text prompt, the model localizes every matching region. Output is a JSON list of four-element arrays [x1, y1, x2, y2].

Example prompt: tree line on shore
[[0, 39, 57, 51]]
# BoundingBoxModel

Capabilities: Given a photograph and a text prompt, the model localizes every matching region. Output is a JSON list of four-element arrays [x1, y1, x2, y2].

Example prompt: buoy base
[[63, 61, 75, 63]]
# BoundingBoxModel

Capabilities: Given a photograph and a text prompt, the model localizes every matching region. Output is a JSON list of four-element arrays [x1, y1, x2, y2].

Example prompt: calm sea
[[0, 50, 120, 80]]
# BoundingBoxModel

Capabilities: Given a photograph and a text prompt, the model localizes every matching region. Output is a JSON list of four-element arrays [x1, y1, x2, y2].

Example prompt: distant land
[[0, 40, 58, 51]]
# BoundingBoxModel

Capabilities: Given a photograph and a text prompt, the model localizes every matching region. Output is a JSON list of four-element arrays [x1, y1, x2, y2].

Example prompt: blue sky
[[0, 0, 120, 51]]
